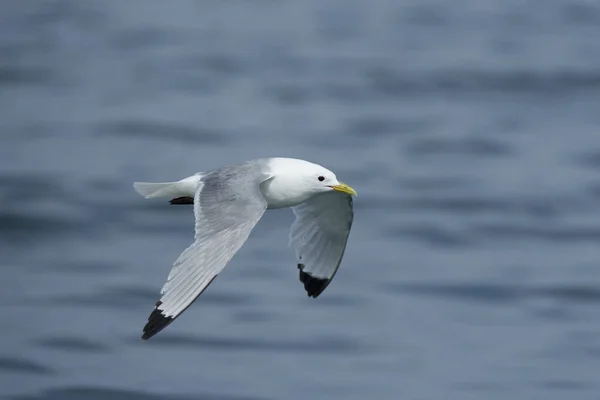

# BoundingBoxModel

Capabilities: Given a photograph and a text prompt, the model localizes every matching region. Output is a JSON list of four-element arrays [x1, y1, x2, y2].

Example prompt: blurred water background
[[2, 0, 600, 399]]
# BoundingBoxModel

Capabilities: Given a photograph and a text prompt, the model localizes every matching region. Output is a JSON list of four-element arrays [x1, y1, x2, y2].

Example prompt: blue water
[[2, 1, 600, 399]]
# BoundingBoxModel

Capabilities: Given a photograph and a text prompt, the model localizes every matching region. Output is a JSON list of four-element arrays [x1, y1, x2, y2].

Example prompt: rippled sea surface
[[3, 1, 600, 399]]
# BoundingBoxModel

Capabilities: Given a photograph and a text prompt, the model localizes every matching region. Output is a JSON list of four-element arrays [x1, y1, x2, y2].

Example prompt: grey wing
[[142, 168, 271, 340], [289, 191, 354, 298]]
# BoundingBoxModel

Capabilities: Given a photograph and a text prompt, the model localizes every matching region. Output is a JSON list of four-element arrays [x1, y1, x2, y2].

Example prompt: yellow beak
[[331, 182, 357, 196]]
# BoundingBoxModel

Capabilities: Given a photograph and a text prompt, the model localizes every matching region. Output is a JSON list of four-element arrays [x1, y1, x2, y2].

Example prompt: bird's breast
[[260, 178, 311, 209]]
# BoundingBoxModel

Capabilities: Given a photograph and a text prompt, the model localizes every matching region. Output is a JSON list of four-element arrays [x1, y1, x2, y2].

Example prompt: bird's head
[[265, 158, 357, 207]]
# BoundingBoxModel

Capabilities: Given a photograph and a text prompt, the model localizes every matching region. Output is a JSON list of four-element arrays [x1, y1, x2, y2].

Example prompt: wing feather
[[141, 166, 271, 340], [289, 191, 354, 298]]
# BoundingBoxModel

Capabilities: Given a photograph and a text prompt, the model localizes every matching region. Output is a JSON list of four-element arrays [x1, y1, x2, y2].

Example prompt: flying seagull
[[133, 157, 357, 340]]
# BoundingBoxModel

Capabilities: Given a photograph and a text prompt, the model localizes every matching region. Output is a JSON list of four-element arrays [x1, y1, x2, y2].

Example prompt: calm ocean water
[[2, 1, 600, 399]]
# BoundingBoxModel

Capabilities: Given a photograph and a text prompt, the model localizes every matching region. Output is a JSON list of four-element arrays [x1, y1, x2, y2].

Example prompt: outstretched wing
[[289, 191, 354, 298], [142, 168, 271, 340]]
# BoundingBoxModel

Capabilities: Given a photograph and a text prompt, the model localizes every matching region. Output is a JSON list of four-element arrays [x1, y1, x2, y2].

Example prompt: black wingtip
[[141, 301, 174, 341], [169, 196, 194, 205], [298, 264, 330, 298]]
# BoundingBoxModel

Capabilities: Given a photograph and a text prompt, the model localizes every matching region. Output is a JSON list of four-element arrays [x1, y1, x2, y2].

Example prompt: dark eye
[[317, 176, 325, 182]]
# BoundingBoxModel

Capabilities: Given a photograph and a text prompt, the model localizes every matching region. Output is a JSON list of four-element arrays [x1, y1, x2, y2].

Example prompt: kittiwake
[[133, 157, 357, 340]]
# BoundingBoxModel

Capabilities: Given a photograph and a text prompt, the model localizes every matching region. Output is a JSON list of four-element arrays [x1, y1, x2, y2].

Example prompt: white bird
[[133, 157, 357, 340]]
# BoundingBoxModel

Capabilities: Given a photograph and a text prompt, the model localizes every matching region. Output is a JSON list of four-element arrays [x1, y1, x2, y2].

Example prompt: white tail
[[133, 175, 201, 199]]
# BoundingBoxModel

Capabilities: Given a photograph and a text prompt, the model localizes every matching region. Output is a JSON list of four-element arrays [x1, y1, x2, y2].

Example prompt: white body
[[133, 157, 342, 209]]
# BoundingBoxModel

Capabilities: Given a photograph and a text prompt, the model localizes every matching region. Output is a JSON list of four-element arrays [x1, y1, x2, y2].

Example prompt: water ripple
[[0, 66, 58, 87], [366, 68, 600, 97], [11, 387, 267, 400], [406, 137, 513, 158], [346, 116, 434, 137], [388, 282, 600, 305], [46, 285, 158, 309], [0, 212, 85, 244], [47, 285, 254, 310], [35, 337, 110, 353], [474, 223, 600, 243], [538, 380, 593, 391], [97, 120, 225, 144], [401, 197, 563, 218], [110, 28, 177, 51], [180, 53, 246, 76], [136, 334, 367, 354], [575, 150, 600, 170], [385, 224, 472, 247], [396, 176, 476, 191], [0, 174, 67, 202], [0, 357, 53, 376]]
